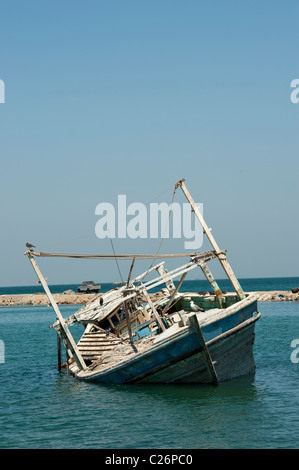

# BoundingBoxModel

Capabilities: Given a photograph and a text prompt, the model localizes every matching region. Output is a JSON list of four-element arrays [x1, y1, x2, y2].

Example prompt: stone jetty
[[254, 291, 299, 302], [0, 292, 95, 307], [0, 290, 298, 307]]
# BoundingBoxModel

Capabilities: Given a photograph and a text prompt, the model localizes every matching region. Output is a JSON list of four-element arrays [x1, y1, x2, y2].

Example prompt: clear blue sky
[[0, 0, 298, 286]]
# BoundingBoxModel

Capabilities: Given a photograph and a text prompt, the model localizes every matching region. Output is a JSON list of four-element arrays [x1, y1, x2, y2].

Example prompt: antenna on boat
[[175, 178, 245, 300]]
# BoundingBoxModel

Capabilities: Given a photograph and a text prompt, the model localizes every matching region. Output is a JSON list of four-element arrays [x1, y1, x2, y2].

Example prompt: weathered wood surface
[[77, 331, 122, 361], [188, 314, 218, 384], [72, 297, 260, 384]]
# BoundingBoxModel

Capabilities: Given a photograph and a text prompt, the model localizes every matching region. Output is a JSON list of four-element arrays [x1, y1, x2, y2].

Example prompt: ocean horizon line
[[1, 275, 299, 289], [0, 276, 298, 294]]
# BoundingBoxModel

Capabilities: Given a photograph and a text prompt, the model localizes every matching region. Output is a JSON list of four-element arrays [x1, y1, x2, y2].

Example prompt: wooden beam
[[189, 314, 218, 384], [126, 257, 135, 286], [123, 301, 138, 352], [141, 287, 166, 332], [131, 262, 164, 283], [57, 331, 62, 372], [162, 271, 188, 315], [155, 264, 176, 292], [197, 260, 223, 308], [26, 252, 86, 370], [177, 179, 245, 300]]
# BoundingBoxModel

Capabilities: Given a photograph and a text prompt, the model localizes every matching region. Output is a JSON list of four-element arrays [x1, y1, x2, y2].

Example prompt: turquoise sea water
[[0, 281, 299, 449], [1, 276, 299, 296]]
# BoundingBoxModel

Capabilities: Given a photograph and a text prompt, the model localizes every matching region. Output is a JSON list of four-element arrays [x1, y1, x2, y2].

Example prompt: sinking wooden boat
[[25, 179, 260, 384]]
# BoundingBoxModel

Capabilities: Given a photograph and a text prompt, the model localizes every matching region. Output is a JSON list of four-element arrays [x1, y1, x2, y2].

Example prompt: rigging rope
[[109, 236, 124, 283], [137, 184, 178, 283], [30, 251, 205, 260]]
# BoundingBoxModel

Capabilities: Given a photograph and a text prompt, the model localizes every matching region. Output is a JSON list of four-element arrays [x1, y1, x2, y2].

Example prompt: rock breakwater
[[0, 290, 298, 307]]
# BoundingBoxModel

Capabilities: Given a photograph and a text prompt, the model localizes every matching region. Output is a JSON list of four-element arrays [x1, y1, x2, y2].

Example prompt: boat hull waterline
[[70, 294, 259, 384]]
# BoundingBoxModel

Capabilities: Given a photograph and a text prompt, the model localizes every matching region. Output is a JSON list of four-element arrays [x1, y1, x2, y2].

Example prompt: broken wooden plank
[[188, 314, 218, 384]]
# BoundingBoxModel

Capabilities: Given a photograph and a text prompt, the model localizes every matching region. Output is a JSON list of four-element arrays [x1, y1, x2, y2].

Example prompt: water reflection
[[81, 373, 258, 402], [52, 369, 261, 423]]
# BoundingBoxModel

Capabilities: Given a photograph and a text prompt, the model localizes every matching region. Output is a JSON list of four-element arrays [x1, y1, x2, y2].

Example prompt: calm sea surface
[[1, 276, 299, 295], [0, 278, 299, 449]]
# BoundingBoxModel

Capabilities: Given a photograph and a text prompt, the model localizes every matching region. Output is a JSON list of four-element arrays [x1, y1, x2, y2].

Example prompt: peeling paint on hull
[[74, 295, 260, 385]]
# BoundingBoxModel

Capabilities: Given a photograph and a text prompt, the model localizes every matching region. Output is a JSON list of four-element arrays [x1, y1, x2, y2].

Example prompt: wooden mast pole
[[141, 286, 166, 332], [176, 179, 245, 300], [57, 332, 62, 372], [123, 257, 138, 352], [197, 261, 223, 308], [162, 271, 188, 315], [25, 251, 86, 370]]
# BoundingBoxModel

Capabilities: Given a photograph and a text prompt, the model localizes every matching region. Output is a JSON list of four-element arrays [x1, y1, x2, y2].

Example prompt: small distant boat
[[77, 281, 101, 294], [25, 179, 260, 385]]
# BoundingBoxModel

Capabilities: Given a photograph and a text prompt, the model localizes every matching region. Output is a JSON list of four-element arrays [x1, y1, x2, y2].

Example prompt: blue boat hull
[[73, 294, 260, 384]]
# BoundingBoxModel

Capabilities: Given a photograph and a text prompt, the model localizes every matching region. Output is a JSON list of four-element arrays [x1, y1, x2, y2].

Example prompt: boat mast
[[25, 251, 86, 370], [176, 179, 245, 300]]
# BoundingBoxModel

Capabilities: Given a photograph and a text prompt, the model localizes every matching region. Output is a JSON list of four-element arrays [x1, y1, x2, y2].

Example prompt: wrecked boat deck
[[68, 292, 260, 384]]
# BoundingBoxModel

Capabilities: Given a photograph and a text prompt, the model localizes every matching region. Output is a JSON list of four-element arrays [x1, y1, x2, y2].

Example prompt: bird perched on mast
[[25, 242, 36, 251]]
